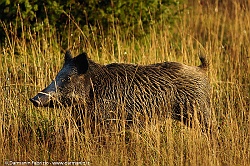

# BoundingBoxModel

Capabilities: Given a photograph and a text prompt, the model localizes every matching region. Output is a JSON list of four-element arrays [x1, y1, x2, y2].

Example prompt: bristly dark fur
[[30, 51, 211, 130], [84, 54, 211, 129]]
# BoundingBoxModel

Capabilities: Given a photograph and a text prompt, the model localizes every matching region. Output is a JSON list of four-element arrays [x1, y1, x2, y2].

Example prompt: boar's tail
[[198, 55, 209, 70]]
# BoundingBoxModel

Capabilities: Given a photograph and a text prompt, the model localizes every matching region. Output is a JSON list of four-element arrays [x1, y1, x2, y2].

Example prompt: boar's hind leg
[[171, 100, 210, 131]]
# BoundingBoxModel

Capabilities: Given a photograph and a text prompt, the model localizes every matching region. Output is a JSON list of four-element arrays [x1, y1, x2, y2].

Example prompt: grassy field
[[0, 1, 249, 165]]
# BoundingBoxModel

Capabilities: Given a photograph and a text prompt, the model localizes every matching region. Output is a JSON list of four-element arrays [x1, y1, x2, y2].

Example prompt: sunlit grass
[[0, 1, 249, 165]]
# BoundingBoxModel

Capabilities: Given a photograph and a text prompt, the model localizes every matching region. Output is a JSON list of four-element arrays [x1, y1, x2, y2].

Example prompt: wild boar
[[30, 51, 211, 129]]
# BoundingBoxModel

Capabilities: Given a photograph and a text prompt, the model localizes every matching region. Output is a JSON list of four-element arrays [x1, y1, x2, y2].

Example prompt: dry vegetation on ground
[[0, 1, 249, 165]]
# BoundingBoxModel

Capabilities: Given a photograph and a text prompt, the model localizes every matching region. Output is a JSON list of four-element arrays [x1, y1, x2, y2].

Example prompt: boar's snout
[[30, 92, 52, 107], [29, 97, 40, 107]]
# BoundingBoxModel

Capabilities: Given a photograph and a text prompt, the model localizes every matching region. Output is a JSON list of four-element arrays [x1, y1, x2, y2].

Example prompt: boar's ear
[[65, 50, 73, 63], [74, 52, 89, 74]]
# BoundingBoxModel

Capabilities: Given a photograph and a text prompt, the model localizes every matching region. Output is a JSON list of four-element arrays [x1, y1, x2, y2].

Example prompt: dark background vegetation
[[0, 0, 183, 46]]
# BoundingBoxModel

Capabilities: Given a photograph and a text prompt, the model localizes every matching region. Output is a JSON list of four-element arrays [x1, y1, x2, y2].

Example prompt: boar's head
[[30, 51, 91, 107]]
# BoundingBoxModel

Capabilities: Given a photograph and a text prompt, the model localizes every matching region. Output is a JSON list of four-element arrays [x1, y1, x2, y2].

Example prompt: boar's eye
[[66, 76, 71, 82], [62, 76, 71, 83]]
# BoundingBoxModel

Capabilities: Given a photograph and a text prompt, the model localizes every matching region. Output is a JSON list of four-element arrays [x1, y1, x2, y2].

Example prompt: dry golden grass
[[0, 1, 249, 165]]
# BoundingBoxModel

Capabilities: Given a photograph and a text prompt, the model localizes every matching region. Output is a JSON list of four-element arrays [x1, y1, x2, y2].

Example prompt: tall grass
[[0, 1, 249, 165]]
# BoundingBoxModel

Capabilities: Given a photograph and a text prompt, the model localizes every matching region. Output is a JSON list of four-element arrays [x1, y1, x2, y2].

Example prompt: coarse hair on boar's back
[[30, 51, 211, 130]]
